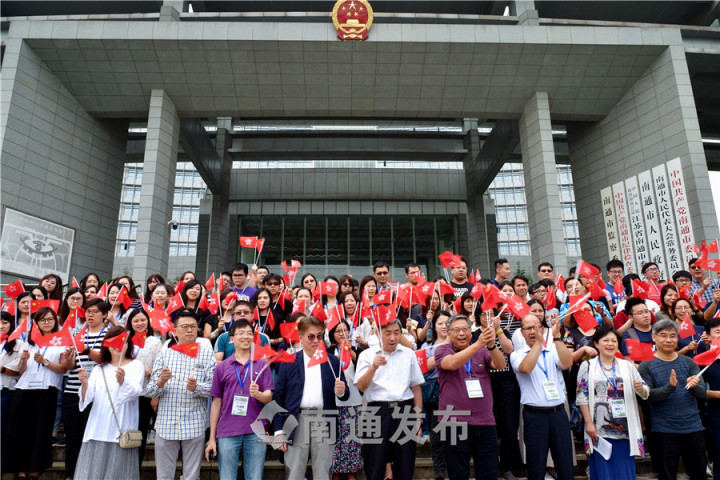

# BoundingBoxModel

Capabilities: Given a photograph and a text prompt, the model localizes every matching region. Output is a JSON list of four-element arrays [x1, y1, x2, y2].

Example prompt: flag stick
[[250, 343, 254, 381], [687, 358, 718, 389]]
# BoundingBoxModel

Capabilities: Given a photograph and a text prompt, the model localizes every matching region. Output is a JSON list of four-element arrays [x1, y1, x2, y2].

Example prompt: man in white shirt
[[356, 319, 424, 480], [510, 314, 574, 480]]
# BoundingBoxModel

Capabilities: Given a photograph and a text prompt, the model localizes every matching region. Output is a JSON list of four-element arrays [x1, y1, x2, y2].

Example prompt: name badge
[[27, 380, 43, 389], [543, 381, 560, 401], [610, 398, 627, 418], [465, 378, 483, 398], [232, 395, 249, 416]]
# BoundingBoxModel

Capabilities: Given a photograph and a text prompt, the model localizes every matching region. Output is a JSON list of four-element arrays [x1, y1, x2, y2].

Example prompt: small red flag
[[632, 279, 650, 300], [170, 342, 200, 358], [97, 282, 108, 300], [291, 299, 306, 315], [544, 287, 557, 311], [239, 236, 258, 248], [29, 299, 43, 315], [205, 274, 215, 292], [174, 280, 186, 295], [438, 282, 457, 296], [470, 283, 484, 301], [165, 293, 184, 314], [72, 277, 80, 289], [339, 341, 352, 371], [265, 310, 275, 332], [481, 284, 502, 311], [417, 281, 436, 298], [102, 332, 128, 349], [0, 299, 12, 316], [504, 294, 531, 318], [373, 290, 392, 305], [576, 261, 601, 280], [150, 309, 174, 336], [625, 338, 655, 362], [33, 326, 74, 348], [3, 280, 25, 300], [693, 291, 708, 310], [65, 306, 85, 329], [452, 297, 463, 314], [42, 299, 60, 313], [256, 238, 265, 252], [73, 326, 86, 351], [116, 287, 134, 310], [252, 343, 276, 361], [415, 349, 428, 374], [574, 307, 599, 332], [587, 281, 605, 301], [319, 282, 339, 297], [555, 274, 566, 293], [694, 339, 720, 366], [307, 343, 329, 367], [678, 285, 691, 299], [131, 331, 147, 348], [438, 251, 463, 269], [707, 240, 719, 254], [679, 314, 695, 339], [310, 302, 328, 321], [279, 322, 300, 344], [269, 349, 297, 364], [326, 305, 343, 333], [614, 279, 624, 294], [376, 304, 397, 327]]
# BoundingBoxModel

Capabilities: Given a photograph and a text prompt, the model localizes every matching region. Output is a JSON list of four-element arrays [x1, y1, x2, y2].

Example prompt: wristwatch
[[553, 336, 562, 342], [487, 345, 496, 351], [43, 359, 50, 367]]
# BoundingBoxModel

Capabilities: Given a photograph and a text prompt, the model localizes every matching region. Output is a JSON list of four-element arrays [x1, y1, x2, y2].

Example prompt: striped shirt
[[143, 342, 216, 440], [65, 327, 107, 394]]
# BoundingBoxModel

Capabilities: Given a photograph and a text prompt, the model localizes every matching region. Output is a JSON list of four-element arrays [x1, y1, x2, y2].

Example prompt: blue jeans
[[217, 433, 266, 480]]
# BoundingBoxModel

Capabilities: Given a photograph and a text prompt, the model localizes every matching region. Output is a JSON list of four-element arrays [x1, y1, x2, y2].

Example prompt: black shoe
[[435, 476, 444, 480]]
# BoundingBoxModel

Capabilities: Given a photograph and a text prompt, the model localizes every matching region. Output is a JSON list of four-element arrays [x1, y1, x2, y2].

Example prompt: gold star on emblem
[[349, 0, 357, 9]]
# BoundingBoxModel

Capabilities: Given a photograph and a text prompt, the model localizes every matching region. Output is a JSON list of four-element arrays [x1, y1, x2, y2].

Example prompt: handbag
[[100, 365, 143, 449]]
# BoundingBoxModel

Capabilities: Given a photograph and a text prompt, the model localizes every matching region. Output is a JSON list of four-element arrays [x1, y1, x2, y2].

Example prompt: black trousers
[[138, 395, 156, 466], [62, 390, 91, 477], [444, 424, 498, 480], [522, 407, 574, 480], [491, 374, 521, 472], [655, 430, 706, 480], [361, 403, 418, 480]]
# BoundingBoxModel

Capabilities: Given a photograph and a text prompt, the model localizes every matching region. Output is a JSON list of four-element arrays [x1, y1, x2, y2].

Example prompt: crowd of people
[[1, 251, 719, 480]]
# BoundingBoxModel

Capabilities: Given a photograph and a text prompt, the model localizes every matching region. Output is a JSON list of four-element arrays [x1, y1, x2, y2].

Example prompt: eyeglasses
[[177, 324, 197, 331], [305, 333, 323, 342], [265, 282, 280, 287], [449, 327, 470, 333], [532, 288, 547, 294], [522, 325, 541, 331], [234, 310, 252, 316], [632, 310, 650, 316], [85, 308, 101, 315], [539, 269, 553, 273], [608, 269, 624, 275], [690, 266, 702, 270], [38, 317, 55, 324], [375, 271, 389, 276], [655, 333, 678, 341], [232, 273, 246, 277], [645, 267, 659, 273], [234, 331, 254, 338], [342, 283, 353, 287]]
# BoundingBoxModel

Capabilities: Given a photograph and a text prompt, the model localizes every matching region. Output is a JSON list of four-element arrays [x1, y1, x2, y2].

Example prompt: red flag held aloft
[[555, 274, 566, 293], [116, 287, 134, 310], [544, 287, 557, 311], [587, 281, 605, 302], [481, 284, 502, 311], [165, 293, 184, 314], [170, 342, 200, 358], [438, 251, 463, 269], [280, 322, 300, 344], [614, 279, 624, 294], [102, 332, 128, 350], [292, 299, 306, 315], [42, 299, 60, 313], [632, 280, 650, 300], [693, 291, 708, 310], [504, 294, 531, 318], [576, 261, 601, 280], [239, 236, 258, 248], [339, 341, 352, 371], [3, 280, 24, 300], [415, 349, 429, 374], [97, 282, 108, 300], [307, 343, 329, 368], [438, 282, 457, 296], [205, 274, 215, 292], [679, 314, 695, 339], [319, 282, 339, 297], [373, 290, 392, 305], [376, 304, 397, 327], [33, 326, 74, 349], [150, 309, 174, 336], [310, 302, 327, 321], [256, 238, 265, 252], [131, 331, 147, 348], [72, 277, 80, 289], [574, 307, 599, 332], [1, 301, 15, 316]]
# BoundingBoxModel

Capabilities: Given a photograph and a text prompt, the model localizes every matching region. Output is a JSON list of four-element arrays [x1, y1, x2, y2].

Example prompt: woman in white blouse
[[4, 308, 73, 480], [126, 308, 162, 466], [75, 326, 144, 480]]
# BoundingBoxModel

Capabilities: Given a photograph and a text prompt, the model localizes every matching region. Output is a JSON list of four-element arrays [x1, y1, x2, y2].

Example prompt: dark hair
[[358, 276, 379, 297], [431, 310, 452, 339], [30, 285, 49, 300], [499, 280, 513, 290], [125, 308, 154, 337], [321, 276, 339, 305], [85, 298, 110, 314], [99, 326, 134, 364], [512, 275, 529, 287], [228, 319, 253, 337], [286, 312, 305, 324], [1, 311, 17, 353], [328, 319, 350, 351], [569, 266, 577, 276], [622, 273, 641, 297], [40, 274, 63, 300], [301, 273, 317, 287], [591, 325, 621, 346], [264, 273, 283, 286], [233, 299, 253, 312], [539, 278, 555, 288], [538, 262, 553, 271], [705, 317, 720, 333], [659, 284, 678, 316], [144, 273, 167, 303], [83, 285, 98, 296], [529, 283, 544, 295], [404, 263, 420, 274], [219, 288, 236, 305], [338, 292, 357, 317], [174, 308, 199, 325], [107, 283, 128, 315], [458, 292, 476, 316], [115, 276, 139, 299], [338, 275, 354, 289], [688, 258, 699, 268], [231, 263, 249, 275], [641, 262, 658, 274], [252, 288, 272, 312], [28, 308, 59, 345], [16, 291, 34, 310], [180, 279, 203, 308], [672, 270, 692, 282], [79, 273, 100, 290], [180, 271, 197, 282], [671, 298, 695, 320], [494, 258, 509, 270], [58, 287, 85, 323], [373, 261, 390, 272], [606, 259, 624, 272], [624, 297, 646, 316]]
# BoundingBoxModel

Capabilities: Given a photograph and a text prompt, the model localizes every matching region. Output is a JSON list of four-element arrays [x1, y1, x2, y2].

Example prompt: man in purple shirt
[[205, 319, 274, 479], [435, 314, 506, 480]]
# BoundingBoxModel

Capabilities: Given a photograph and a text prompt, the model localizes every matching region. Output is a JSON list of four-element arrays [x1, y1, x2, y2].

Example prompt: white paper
[[595, 436, 613, 460]]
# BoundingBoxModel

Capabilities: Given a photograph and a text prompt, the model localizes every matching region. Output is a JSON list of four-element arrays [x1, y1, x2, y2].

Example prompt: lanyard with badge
[[598, 358, 626, 418], [232, 363, 250, 416], [538, 351, 560, 401], [464, 359, 484, 398]]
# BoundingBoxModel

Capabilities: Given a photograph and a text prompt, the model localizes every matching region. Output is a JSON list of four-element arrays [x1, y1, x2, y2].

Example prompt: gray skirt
[[74, 439, 140, 480]]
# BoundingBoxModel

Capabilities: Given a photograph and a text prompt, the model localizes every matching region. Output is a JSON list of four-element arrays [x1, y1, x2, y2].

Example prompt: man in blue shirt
[[638, 319, 706, 480], [230, 263, 256, 302]]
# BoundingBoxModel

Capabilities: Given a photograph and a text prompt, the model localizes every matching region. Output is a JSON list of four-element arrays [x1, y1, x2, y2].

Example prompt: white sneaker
[[707, 462, 714, 477], [147, 429, 156, 444]]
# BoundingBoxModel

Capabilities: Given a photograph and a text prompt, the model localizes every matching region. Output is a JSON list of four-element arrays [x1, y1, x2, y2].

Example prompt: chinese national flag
[[693, 291, 708, 310], [625, 338, 655, 362], [678, 285, 691, 299], [280, 322, 300, 344], [374, 290, 392, 305], [174, 280, 186, 295], [204, 274, 215, 292], [694, 339, 720, 366], [555, 274, 566, 293], [438, 282, 457, 296], [307, 343, 329, 367], [481, 284, 501, 311], [339, 341, 352, 371], [97, 282, 108, 300], [470, 283, 484, 301], [319, 282, 339, 297], [131, 331, 147, 348], [151, 309, 174, 336], [269, 349, 297, 364], [165, 293, 184, 314], [252, 343, 276, 362], [598, 277, 607, 290], [292, 299, 306, 315], [678, 314, 695, 339], [102, 332, 128, 349], [29, 299, 43, 315], [438, 251, 463, 268], [198, 294, 211, 314], [576, 261, 601, 280], [256, 238, 265, 252], [310, 302, 327, 321], [72, 277, 80, 289], [574, 307, 599, 332], [587, 281, 605, 301], [33, 326, 74, 348], [707, 240, 719, 253], [239, 236, 258, 248], [614, 279, 625, 294], [415, 349, 428, 374], [544, 287, 557, 311], [65, 306, 85, 329], [3, 280, 25, 300], [566, 294, 591, 317], [468, 269, 476, 285], [116, 287, 134, 309], [504, 294, 531, 318], [452, 297, 462, 314], [265, 310, 276, 332], [170, 342, 200, 358], [376, 304, 397, 327]]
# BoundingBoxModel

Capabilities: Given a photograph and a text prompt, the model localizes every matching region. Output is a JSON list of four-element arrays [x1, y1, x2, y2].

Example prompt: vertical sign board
[[637, 170, 668, 280], [652, 164, 682, 273], [624, 176, 649, 271], [612, 182, 636, 274], [666, 158, 696, 265], [600, 186, 621, 261]]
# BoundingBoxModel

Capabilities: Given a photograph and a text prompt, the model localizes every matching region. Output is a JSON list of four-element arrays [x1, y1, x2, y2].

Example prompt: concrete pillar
[[519, 92, 568, 276], [160, 0, 183, 21], [133, 90, 179, 282], [568, 45, 719, 267], [462, 119, 492, 274]]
